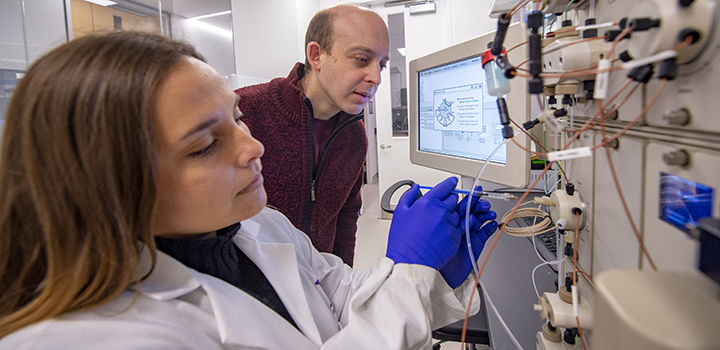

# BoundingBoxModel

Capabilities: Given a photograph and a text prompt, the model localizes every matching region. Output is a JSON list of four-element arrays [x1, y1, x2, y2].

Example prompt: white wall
[[296, 0, 322, 64], [231, 0, 315, 84], [229, 0, 347, 86], [173, 17, 235, 77], [448, 0, 497, 45]]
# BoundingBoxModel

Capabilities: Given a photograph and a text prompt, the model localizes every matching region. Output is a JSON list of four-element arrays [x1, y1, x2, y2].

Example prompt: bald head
[[304, 4, 386, 72]]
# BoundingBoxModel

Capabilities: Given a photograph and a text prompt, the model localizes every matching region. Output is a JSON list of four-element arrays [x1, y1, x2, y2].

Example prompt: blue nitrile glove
[[386, 177, 462, 270], [440, 188, 498, 288]]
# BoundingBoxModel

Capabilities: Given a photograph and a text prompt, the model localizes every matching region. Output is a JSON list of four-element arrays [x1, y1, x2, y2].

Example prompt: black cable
[[491, 13, 512, 56], [495, 55, 516, 79], [497, 97, 514, 139], [528, 11, 544, 94], [659, 58, 677, 80]]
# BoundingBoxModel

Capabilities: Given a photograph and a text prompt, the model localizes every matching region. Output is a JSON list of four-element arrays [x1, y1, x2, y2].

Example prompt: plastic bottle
[[481, 43, 511, 96]]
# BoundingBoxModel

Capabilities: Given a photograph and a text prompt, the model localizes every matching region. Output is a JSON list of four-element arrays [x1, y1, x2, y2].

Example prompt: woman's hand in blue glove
[[439, 188, 498, 288], [386, 177, 462, 270]]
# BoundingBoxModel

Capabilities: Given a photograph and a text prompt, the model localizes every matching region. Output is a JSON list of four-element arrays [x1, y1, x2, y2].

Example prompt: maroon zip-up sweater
[[234, 63, 367, 266]]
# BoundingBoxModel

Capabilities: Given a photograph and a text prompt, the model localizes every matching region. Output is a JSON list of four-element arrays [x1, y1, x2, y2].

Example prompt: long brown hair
[[0, 31, 204, 337]]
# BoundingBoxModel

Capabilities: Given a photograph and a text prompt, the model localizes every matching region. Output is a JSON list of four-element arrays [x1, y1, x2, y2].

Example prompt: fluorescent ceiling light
[[84, 0, 117, 6], [188, 10, 231, 21], [397, 48, 406, 56], [186, 19, 232, 39]]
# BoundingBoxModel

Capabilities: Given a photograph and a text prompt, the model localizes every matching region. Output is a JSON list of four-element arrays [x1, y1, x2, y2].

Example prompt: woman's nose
[[235, 130, 265, 167]]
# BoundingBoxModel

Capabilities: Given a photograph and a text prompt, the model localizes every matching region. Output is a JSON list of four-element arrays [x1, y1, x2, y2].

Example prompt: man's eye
[[189, 139, 218, 158], [355, 57, 368, 64]]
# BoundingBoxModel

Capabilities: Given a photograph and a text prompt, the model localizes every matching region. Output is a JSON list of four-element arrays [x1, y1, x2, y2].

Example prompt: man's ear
[[306, 41, 324, 71]]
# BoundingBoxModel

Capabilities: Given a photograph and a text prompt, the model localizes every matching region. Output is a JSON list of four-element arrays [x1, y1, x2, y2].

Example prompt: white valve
[[542, 29, 612, 88], [626, 0, 715, 64], [537, 110, 565, 134], [556, 218, 568, 230], [549, 187, 586, 231], [535, 292, 594, 330]]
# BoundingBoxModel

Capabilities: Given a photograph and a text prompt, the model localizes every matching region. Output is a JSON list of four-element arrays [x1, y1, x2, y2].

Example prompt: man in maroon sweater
[[235, 4, 389, 266]]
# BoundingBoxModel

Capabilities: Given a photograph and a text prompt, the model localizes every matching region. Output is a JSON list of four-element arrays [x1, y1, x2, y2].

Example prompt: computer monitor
[[488, 0, 517, 18], [409, 23, 531, 189]]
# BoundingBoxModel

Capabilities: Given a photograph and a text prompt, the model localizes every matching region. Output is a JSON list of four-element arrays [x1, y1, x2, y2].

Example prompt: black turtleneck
[[155, 223, 298, 330]]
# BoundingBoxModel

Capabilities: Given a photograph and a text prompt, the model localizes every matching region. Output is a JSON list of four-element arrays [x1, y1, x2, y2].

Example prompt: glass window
[[388, 13, 407, 137], [67, 0, 234, 76], [0, 0, 68, 121], [0, 0, 235, 124]]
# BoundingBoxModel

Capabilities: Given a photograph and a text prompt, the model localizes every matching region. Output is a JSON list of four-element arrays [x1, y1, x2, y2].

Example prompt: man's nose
[[366, 64, 382, 86]]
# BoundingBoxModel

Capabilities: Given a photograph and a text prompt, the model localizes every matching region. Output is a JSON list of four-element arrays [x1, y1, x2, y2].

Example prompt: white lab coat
[[0, 208, 480, 350]]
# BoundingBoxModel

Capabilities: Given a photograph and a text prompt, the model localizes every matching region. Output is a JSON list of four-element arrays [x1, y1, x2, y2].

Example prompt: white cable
[[467, 130, 519, 275], [560, 160, 569, 192], [532, 235, 549, 263], [554, 127, 560, 192], [547, 175, 561, 194], [532, 258, 567, 298], [543, 166, 561, 195], [557, 228, 564, 289], [575, 21, 615, 32], [479, 279, 525, 350], [621, 49, 678, 70], [572, 8, 579, 25], [572, 285, 580, 317], [501, 207, 556, 237], [532, 261, 552, 298], [542, 35, 603, 55], [542, 42, 572, 55]]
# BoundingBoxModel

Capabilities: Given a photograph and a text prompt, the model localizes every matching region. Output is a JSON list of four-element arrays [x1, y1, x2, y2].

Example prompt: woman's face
[[151, 56, 266, 239]]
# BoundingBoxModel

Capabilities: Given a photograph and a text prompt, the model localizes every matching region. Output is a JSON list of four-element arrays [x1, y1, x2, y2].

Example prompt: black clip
[[380, 180, 419, 214]]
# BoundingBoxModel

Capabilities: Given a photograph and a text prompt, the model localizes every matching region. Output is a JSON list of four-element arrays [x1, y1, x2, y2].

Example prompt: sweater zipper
[[312, 114, 364, 191], [303, 98, 315, 234], [302, 104, 363, 233]]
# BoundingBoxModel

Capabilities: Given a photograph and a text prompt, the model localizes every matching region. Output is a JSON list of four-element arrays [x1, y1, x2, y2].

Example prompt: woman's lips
[[237, 174, 263, 195]]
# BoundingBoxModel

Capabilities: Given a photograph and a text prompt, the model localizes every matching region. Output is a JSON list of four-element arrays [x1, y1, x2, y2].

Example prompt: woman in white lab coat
[[0, 31, 498, 349]]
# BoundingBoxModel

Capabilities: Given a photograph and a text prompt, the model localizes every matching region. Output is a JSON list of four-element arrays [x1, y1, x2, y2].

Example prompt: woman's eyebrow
[[178, 118, 219, 142]]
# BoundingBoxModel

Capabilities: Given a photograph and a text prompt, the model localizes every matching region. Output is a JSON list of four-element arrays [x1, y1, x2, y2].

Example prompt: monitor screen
[[417, 54, 507, 165], [409, 22, 531, 188]]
